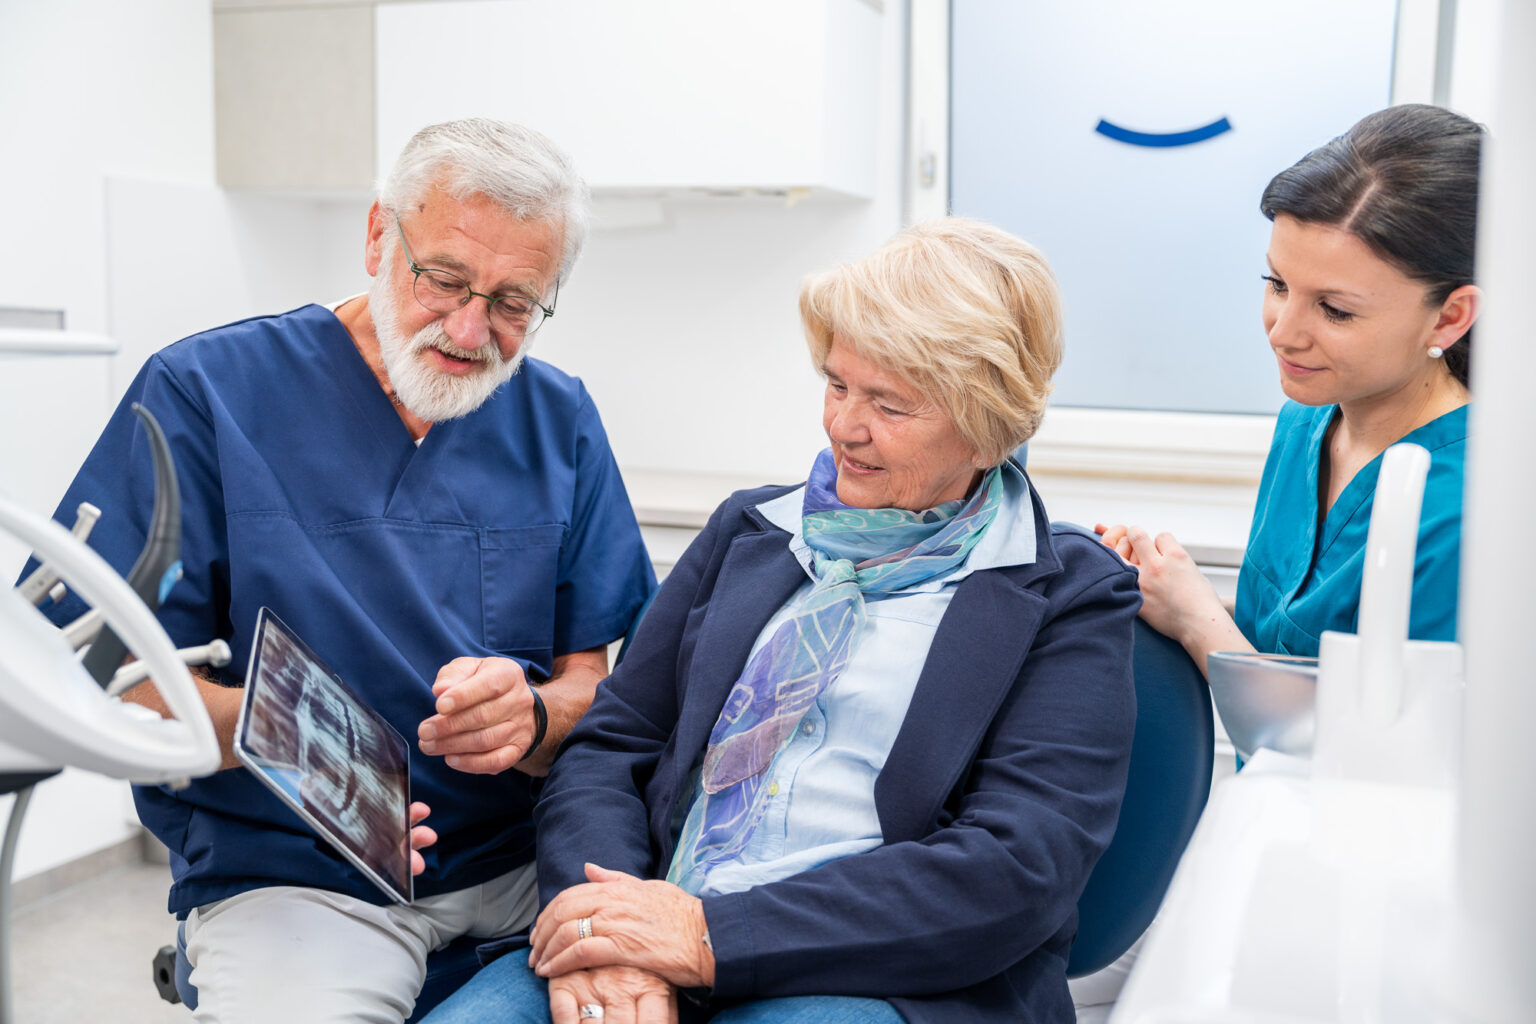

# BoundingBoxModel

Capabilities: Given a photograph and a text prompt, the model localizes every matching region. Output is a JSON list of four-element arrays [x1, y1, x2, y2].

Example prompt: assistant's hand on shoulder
[[1096, 522, 1207, 633], [1096, 522, 1249, 671]]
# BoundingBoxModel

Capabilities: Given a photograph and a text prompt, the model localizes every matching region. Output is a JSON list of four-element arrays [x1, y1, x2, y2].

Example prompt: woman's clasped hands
[[544, 966, 676, 1024], [530, 863, 714, 985], [527, 863, 714, 1024]]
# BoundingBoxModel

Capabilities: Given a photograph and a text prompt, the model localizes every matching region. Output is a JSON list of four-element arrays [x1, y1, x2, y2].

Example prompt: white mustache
[[411, 325, 501, 367]]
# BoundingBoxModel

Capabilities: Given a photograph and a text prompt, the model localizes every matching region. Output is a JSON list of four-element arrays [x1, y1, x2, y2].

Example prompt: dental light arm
[[106, 641, 231, 699], [14, 502, 100, 607], [0, 407, 222, 1024], [78, 404, 183, 687], [0, 406, 220, 785]]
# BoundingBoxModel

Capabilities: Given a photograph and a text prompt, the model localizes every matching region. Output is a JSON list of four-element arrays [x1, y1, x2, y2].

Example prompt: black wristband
[[521, 682, 548, 762]]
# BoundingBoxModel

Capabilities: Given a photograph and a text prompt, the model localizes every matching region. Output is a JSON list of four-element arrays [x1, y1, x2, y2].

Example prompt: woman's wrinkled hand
[[548, 966, 677, 1024], [530, 864, 715, 989]]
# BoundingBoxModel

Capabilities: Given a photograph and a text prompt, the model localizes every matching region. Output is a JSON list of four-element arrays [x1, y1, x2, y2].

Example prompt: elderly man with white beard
[[27, 118, 655, 1023]]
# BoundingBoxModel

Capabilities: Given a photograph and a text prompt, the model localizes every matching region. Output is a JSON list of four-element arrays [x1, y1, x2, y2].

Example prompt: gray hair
[[378, 118, 590, 284]]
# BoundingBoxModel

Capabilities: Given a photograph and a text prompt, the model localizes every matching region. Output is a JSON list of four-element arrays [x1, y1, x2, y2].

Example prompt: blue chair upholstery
[[1063, 534, 1214, 977]]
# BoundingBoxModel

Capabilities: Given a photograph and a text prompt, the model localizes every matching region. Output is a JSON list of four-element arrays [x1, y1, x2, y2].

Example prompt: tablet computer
[[233, 607, 413, 905]]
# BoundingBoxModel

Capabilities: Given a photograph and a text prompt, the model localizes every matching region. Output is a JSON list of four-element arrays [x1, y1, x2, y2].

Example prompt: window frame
[[903, 0, 1450, 497]]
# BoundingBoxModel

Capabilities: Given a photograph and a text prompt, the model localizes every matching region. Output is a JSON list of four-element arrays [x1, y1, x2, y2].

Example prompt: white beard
[[368, 249, 529, 423]]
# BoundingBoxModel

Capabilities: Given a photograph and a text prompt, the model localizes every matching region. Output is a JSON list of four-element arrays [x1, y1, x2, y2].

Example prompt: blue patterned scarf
[[669, 447, 1003, 892]]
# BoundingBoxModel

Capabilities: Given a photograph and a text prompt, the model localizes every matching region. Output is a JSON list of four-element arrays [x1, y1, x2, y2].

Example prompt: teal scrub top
[[1234, 401, 1469, 657]]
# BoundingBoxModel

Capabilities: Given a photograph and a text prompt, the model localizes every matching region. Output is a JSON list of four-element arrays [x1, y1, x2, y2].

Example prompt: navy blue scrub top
[[1235, 401, 1468, 657], [30, 304, 656, 913]]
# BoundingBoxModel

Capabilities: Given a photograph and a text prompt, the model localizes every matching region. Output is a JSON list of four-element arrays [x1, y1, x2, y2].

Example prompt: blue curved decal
[[1094, 116, 1233, 148]]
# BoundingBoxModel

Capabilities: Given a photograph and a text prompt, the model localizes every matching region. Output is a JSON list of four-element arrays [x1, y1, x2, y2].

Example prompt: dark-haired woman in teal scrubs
[[1100, 103, 1483, 673]]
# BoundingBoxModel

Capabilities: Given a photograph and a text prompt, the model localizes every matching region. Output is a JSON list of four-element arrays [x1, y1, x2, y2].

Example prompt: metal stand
[[1, 781, 43, 1024]]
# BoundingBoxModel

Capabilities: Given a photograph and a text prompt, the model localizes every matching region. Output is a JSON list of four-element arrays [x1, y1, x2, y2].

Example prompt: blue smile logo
[[1094, 116, 1233, 147]]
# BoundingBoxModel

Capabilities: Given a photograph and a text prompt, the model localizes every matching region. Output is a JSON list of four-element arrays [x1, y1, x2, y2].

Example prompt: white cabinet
[[374, 0, 883, 198], [214, 0, 883, 198], [213, 2, 377, 192]]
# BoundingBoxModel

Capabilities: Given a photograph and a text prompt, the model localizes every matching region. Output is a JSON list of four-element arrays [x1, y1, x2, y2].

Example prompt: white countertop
[[0, 328, 117, 355]]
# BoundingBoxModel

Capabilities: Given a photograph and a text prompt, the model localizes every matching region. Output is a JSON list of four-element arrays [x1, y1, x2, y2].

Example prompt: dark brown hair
[[1260, 104, 1484, 388]]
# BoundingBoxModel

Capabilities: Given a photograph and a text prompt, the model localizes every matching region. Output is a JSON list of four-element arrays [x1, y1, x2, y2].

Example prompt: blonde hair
[[799, 218, 1064, 467]]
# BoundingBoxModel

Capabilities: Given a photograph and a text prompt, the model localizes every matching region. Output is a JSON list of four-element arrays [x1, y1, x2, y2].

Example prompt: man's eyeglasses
[[392, 213, 557, 338]]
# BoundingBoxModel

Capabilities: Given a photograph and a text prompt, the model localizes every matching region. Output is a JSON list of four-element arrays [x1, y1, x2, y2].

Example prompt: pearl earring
[[1428, 345, 1445, 359]]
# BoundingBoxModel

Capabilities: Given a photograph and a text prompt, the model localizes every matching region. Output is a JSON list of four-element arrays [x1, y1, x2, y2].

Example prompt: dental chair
[[1067, 613, 1214, 977]]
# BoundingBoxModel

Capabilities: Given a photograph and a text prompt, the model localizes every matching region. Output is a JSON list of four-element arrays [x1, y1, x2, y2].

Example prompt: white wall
[[1, 0, 908, 882], [0, 0, 215, 336], [548, 192, 904, 481], [1446, 0, 1502, 122], [551, 5, 909, 480], [370, 3, 912, 482], [0, 0, 219, 882], [103, 177, 369, 392], [0, 0, 368, 884], [1393, 0, 1502, 121]]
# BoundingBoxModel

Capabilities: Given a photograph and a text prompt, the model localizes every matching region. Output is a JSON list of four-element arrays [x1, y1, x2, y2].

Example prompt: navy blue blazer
[[535, 478, 1139, 1024]]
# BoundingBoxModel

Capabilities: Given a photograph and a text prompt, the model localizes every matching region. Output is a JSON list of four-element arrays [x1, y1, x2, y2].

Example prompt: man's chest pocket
[[480, 524, 566, 655]]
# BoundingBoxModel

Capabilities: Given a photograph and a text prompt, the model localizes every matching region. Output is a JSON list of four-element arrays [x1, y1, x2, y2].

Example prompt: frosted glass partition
[[949, 0, 1396, 414]]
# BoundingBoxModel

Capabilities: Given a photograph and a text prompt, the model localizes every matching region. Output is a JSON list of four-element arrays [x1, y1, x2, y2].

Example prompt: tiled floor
[[9, 862, 188, 1023]]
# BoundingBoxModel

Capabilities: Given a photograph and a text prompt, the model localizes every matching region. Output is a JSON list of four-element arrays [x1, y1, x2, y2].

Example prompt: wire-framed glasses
[[392, 212, 556, 337]]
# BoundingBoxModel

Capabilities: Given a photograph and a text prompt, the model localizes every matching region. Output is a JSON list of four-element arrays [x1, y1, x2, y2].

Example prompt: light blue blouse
[[1234, 401, 1469, 656], [672, 460, 1038, 896]]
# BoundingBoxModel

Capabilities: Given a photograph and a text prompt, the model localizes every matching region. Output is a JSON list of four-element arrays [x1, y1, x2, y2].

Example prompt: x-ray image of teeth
[[240, 612, 411, 901]]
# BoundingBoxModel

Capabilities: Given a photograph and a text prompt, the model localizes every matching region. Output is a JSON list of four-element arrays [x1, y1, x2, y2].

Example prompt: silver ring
[[577, 915, 593, 941], [578, 1005, 605, 1020]]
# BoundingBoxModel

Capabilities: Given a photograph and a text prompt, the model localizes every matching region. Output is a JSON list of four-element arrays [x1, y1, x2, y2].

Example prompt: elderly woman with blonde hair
[[421, 219, 1140, 1024]]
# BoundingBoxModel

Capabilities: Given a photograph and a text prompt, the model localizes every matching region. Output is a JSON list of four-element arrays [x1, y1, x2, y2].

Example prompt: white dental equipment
[[1111, 443, 1468, 1023], [0, 405, 223, 1024]]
